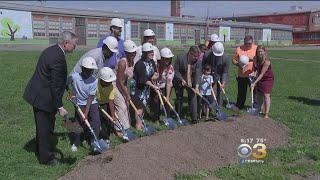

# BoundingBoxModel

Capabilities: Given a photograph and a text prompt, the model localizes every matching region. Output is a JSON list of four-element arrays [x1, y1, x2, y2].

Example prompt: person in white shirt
[[133, 29, 161, 65]]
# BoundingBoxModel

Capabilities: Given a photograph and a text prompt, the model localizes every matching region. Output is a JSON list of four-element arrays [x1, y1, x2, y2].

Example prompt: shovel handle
[[251, 87, 254, 105], [99, 107, 117, 124], [210, 86, 218, 102], [187, 85, 203, 98], [162, 95, 174, 110], [129, 100, 139, 112], [156, 90, 165, 106], [217, 80, 227, 95]]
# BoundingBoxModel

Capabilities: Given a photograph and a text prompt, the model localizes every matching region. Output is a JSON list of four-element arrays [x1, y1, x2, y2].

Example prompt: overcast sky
[[4, 1, 320, 18]]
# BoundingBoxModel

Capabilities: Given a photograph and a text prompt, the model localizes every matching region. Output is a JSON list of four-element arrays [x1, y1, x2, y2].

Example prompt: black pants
[[71, 103, 101, 146], [33, 107, 56, 164], [236, 77, 251, 109], [149, 88, 170, 122], [173, 79, 199, 121]]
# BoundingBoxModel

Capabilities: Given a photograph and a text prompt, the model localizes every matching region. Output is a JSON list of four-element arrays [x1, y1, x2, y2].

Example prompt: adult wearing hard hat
[[23, 31, 78, 165], [232, 35, 257, 110], [133, 29, 161, 65], [130, 42, 159, 130], [97, 18, 125, 69], [96, 67, 118, 141], [149, 47, 175, 123], [70, 36, 118, 80], [202, 42, 230, 107], [206, 34, 220, 50], [68, 57, 100, 153], [113, 40, 138, 134], [173, 46, 202, 124]]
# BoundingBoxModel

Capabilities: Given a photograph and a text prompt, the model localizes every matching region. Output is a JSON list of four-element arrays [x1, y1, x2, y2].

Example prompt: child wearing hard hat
[[96, 67, 119, 140], [68, 57, 100, 152]]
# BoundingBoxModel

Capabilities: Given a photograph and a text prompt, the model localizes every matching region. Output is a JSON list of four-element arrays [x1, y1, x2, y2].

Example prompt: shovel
[[209, 85, 228, 121], [160, 93, 189, 126], [186, 85, 216, 119], [155, 90, 178, 130], [99, 107, 137, 142], [216, 80, 233, 109], [129, 100, 156, 136], [69, 98, 109, 154], [247, 87, 259, 116]]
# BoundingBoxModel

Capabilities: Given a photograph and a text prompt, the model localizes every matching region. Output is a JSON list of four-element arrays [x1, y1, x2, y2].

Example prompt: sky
[[4, 1, 320, 18]]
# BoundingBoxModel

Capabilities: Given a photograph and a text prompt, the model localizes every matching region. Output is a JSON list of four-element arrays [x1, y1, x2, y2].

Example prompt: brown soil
[[61, 115, 289, 180]]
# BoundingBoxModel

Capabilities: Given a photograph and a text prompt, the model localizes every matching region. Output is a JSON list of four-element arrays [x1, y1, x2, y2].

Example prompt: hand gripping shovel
[[69, 99, 109, 154], [99, 106, 137, 142], [160, 93, 189, 126], [209, 85, 228, 121], [129, 100, 156, 136], [216, 80, 233, 109], [155, 90, 178, 130], [186, 85, 216, 118]]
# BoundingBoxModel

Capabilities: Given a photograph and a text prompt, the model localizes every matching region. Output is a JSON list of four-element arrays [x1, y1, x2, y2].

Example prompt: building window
[[62, 21, 73, 31], [33, 20, 46, 37], [173, 24, 181, 40], [48, 21, 60, 37], [156, 24, 165, 39], [231, 28, 245, 41], [131, 22, 139, 38]]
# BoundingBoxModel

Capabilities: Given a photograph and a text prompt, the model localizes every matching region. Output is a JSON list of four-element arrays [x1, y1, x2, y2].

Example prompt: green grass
[[175, 50, 320, 179], [0, 49, 319, 179]]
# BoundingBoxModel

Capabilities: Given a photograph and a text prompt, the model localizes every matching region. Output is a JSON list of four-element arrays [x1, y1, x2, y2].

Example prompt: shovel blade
[[143, 124, 156, 136], [216, 111, 228, 121], [91, 139, 109, 154], [123, 129, 137, 141], [247, 108, 259, 116], [178, 118, 189, 126], [164, 118, 178, 130]]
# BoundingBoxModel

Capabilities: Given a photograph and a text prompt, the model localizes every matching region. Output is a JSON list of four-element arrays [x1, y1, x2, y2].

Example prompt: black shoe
[[46, 158, 61, 166], [191, 119, 199, 124]]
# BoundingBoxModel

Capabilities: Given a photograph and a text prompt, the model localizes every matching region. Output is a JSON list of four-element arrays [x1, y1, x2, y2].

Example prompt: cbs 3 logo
[[237, 143, 267, 159]]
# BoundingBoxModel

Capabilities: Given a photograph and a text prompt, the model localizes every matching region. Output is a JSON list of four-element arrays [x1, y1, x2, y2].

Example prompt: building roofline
[[0, 2, 292, 30]]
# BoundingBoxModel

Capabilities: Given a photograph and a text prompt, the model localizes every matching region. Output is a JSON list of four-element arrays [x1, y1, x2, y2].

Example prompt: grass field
[[0, 49, 319, 179]]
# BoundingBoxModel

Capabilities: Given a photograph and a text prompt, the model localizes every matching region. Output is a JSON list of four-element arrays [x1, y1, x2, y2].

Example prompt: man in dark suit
[[202, 42, 230, 107], [23, 31, 78, 165], [173, 46, 202, 124]]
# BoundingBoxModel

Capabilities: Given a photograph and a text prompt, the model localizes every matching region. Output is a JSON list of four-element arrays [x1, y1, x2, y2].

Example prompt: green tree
[[1, 17, 20, 41]]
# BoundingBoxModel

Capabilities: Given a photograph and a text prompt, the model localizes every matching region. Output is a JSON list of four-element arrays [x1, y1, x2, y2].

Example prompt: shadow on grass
[[288, 96, 320, 106], [23, 133, 77, 165]]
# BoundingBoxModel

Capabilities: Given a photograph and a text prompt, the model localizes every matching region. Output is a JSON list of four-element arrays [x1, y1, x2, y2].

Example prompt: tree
[[1, 18, 20, 41]]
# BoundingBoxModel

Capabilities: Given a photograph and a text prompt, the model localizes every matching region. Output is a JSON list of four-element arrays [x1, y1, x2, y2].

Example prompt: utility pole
[[205, 1, 211, 42]]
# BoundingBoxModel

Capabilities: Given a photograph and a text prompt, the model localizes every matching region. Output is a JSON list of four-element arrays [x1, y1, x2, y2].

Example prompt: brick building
[[223, 10, 320, 45]]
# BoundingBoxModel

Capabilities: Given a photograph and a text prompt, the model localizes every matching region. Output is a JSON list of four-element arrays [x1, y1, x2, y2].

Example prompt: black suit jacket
[[173, 52, 202, 86], [202, 52, 229, 83], [23, 44, 67, 113]]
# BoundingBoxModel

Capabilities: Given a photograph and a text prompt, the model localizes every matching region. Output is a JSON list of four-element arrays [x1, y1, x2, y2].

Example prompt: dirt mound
[[61, 115, 289, 180]]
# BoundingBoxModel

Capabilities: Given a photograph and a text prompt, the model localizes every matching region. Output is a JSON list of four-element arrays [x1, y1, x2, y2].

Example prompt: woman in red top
[[251, 45, 274, 118]]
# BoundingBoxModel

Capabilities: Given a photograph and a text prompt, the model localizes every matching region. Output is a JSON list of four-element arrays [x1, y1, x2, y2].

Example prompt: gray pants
[[174, 79, 198, 121]]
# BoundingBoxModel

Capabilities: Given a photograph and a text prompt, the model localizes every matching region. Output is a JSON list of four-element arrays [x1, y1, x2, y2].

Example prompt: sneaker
[[71, 144, 78, 152]]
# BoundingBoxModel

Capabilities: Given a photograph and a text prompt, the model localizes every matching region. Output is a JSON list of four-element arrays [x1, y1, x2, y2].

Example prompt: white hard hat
[[143, 29, 155, 37], [160, 47, 174, 58], [239, 55, 249, 68], [212, 42, 224, 56], [110, 18, 123, 28], [98, 67, 116, 82], [124, 40, 137, 53], [210, 34, 220, 42], [142, 42, 153, 52], [81, 57, 98, 69], [103, 36, 118, 53]]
